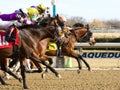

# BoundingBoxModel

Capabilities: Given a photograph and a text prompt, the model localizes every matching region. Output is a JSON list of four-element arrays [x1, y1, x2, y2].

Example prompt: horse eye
[[88, 31, 92, 36]]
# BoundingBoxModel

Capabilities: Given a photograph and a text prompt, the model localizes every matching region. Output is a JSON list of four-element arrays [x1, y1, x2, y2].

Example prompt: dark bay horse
[[0, 15, 65, 89], [11, 15, 67, 89], [0, 29, 22, 85]]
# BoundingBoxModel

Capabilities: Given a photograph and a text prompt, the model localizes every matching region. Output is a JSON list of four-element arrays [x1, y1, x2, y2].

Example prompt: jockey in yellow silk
[[19, 3, 46, 24]]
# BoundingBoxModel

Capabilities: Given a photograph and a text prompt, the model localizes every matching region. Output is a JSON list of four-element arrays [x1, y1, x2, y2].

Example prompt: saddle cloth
[[0, 30, 19, 49], [46, 42, 57, 51]]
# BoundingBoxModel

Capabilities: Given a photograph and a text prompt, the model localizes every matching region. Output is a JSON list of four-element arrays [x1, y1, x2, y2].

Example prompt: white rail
[[75, 43, 120, 48]]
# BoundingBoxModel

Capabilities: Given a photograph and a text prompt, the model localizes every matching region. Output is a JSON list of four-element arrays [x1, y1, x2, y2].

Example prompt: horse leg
[[42, 57, 53, 78], [30, 60, 35, 69], [41, 60, 61, 78], [20, 58, 28, 89], [8, 58, 21, 77], [29, 56, 61, 78], [9, 57, 18, 68], [0, 70, 7, 85], [68, 51, 82, 73], [12, 61, 20, 73], [25, 59, 33, 72], [0, 58, 22, 83], [4, 68, 22, 82], [78, 55, 91, 71], [75, 57, 82, 73], [29, 60, 43, 73], [0, 76, 6, 85], [43, 56, 53, 73]]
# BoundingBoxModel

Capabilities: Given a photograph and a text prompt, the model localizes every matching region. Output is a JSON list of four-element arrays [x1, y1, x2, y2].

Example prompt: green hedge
[[95, 38, 120, 42], [80, 38, 120, 42], [77, 38, 120, 50]]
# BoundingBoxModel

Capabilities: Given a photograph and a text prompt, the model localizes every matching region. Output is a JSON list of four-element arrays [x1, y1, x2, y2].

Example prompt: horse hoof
[[24, 86, 29, 89], [41, 73, 46, 79], [56, 74, 62, 78], [89, 69, 92, 72], [88, 68, 92, 72], [77, 70, 80, 74], [2, 82, 8, 85], [18, 78, 22, 83]]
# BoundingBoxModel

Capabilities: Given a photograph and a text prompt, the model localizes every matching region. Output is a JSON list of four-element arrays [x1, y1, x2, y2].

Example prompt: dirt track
[[0, 70, 120, 90]]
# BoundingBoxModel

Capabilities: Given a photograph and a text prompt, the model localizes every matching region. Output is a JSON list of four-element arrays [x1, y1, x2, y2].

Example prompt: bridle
[[70, 27, 92, 42], [38, 16, 65, 40]]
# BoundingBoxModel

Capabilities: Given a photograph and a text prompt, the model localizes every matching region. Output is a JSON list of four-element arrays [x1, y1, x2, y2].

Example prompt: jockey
[[56, 15, 67, 39], [55, 15, 67, 56], [0, 3, 46, 57], [0, 3, 46, 28], [20, 3, 46, 24], [0, 3, 47, 39]]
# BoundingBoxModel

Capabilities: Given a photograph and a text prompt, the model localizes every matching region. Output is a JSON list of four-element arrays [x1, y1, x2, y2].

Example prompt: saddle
[[0, 25, 20, 57]]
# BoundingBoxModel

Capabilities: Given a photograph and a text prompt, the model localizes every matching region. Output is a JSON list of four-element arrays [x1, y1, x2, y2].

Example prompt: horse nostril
[[89, 42, 92, 46], [92, 42, 96, 45]]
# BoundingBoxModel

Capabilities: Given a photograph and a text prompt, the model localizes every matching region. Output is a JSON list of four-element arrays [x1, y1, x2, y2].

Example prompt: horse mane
[[19, 29, 35, 49], [18, 24, 41, 29], [17, 17, 50, 29], [73, 23, 84, 27], [69, 27, 84, 32], [37, 17, 49, 27]]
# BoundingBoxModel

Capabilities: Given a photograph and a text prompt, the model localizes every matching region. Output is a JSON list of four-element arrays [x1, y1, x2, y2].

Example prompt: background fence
[[55, 43, 120, 68], [74, 43, 120, 48], [91, 29, 120, 33]]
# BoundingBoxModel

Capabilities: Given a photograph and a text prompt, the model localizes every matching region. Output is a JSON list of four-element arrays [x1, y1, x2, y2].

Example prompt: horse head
[[38, 14, 67, 42], [36, 14, 66, 29], [70, 24, 96, 46]]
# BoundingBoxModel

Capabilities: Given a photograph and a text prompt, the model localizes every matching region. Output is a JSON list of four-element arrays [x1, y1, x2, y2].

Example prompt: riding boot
[[5, 25, 16, 42], [13, 45, 19, 58], [56, 41, 61, 56]]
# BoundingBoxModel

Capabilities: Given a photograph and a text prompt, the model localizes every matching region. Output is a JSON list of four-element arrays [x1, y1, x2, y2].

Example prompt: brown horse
[[35, 24, 96, 76], [0, 29, 22, 85], [21, 23, 96, 77], [6, 15, 66, 89]]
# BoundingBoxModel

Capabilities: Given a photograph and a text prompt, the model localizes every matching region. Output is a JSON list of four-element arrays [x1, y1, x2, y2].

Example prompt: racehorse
[[9, 14, 66, 74], [0, 29, 22, 85], [0, 15, 65, 89], [35, 24, 96, 76]]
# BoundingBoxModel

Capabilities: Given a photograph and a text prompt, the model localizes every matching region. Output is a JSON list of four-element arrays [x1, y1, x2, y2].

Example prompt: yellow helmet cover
[[37, 3, 46, 10]]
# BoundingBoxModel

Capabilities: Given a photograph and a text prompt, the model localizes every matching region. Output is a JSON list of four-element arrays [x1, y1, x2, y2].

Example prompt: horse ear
[[48, 14, 51, 18], [85, 24, 89, 30], [56, 14, 59, 18]]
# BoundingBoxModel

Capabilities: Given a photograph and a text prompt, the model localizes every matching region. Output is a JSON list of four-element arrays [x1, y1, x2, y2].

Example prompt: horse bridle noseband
[[70, 27, 91, 41]]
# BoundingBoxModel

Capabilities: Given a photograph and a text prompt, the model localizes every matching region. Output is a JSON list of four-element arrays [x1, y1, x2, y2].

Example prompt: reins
[[69, 27, 88, 41], [39, 18, 60, 40], [41, 26, 56, 38]]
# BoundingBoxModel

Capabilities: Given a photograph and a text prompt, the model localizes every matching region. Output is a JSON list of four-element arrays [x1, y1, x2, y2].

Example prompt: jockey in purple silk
[[0, 11, 34, 26], [0, 3, 46, 28], [0, 3, 46, 58], [0, 3, 46, 42]]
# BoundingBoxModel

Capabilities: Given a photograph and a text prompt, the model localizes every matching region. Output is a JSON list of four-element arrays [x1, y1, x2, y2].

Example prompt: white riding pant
[[0, 19, 22, 29], [26, 59, 31, 70]]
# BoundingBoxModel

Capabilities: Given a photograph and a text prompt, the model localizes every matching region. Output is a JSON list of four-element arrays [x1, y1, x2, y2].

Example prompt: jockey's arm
[[18, 17, 35, 25]]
